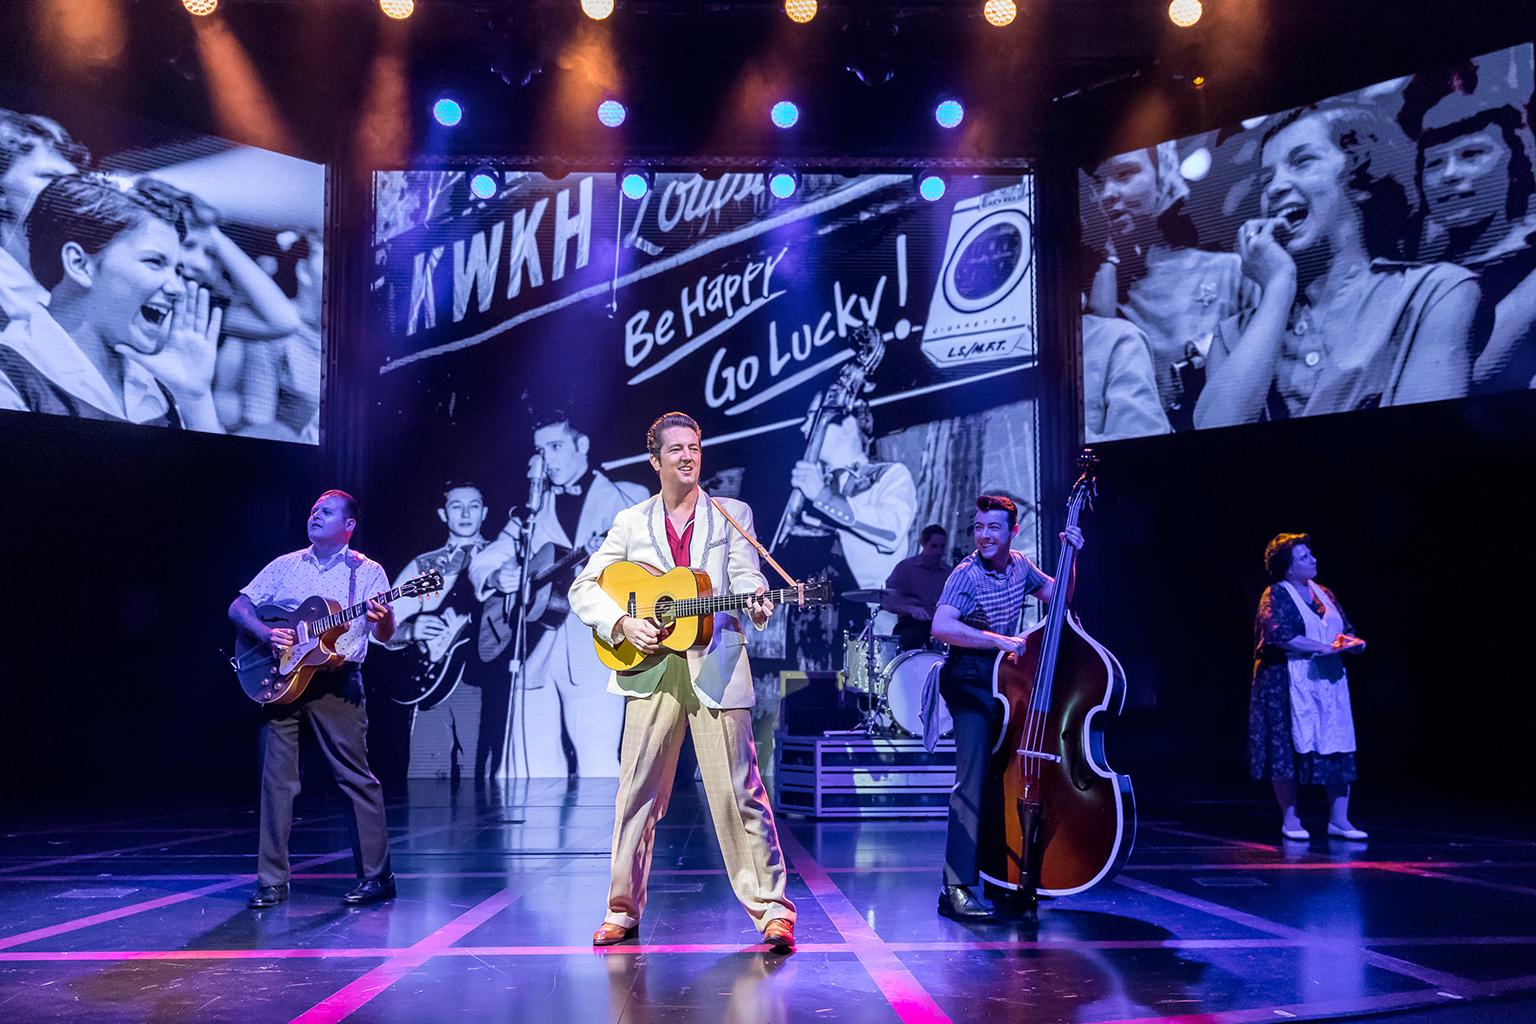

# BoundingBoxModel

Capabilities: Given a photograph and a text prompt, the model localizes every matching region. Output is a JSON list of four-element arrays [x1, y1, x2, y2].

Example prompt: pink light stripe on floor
[[9, 932, 1536, 966], [287, 879, 537, 1024], [0, 813, 510, 951], [779, 829, 954, 1024], [1116, 874, 1474, 994]]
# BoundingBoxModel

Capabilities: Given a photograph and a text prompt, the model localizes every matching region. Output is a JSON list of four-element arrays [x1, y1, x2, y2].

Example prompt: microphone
[[527, 453, 548, 511]]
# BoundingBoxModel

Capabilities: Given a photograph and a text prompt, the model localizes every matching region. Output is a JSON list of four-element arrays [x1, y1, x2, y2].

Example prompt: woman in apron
[[1248, 533, 1368, 841]]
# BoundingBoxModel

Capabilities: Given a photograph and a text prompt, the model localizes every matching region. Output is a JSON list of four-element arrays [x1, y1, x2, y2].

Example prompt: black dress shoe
[[342, 876, 397, 906], [989, 886, 1039, 920], [247, 883, 290, 909], [937, 885, 996, 921]]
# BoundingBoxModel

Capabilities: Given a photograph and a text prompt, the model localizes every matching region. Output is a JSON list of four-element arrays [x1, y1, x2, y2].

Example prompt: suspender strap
[[710, 498, 799, 589]]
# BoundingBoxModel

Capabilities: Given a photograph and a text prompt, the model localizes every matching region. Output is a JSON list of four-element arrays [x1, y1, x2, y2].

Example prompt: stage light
[[620, 169, 652, 200], [182, 0, 218, 15], [917, 174, 947, 202], [983, 0, 1017, 28], [469, 168, 499, 201], [934, 99, 964, 129], [582, 0, 616, 20], [768, 167, 799, 200], [784, 0, 817, 24], [378, 0, 415, 20], [1168, 0, 1203, 28], [432, 98, 464, 127], [770, 100, 800, 129], [1191, 74, 1207, 89], [597, 99, 627, 128]]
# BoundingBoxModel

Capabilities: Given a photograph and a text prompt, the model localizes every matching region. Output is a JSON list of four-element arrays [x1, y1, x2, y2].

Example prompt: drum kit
[[831, 588, 954, 739]]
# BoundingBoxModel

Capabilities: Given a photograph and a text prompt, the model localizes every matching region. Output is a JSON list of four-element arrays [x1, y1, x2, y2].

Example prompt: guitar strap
[[710, 498, 800, 589]]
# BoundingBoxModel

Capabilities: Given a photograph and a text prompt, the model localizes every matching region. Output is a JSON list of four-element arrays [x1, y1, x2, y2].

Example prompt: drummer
[[882, 524, 952, 651]]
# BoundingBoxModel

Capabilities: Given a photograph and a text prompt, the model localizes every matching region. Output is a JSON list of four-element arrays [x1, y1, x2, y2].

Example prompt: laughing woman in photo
[[0, 175, 223, 431], [1196, 103, 1484, 428]]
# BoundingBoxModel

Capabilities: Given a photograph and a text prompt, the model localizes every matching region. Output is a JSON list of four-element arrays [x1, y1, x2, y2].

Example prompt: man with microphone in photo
[[470, 413, 645, 778]]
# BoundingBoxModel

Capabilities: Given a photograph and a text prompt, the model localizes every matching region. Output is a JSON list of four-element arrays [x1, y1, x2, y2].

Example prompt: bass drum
[[884, 649, 952, 738]]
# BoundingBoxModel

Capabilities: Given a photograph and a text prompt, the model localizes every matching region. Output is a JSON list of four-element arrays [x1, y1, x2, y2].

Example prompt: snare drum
[[841, 632, 902, 694], [883, 649, 952, 738]]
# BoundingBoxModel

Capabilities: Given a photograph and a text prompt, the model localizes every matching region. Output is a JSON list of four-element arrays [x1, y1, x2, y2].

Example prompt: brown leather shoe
[[592, 922, 635, 946], [763, 918, 796, 952]]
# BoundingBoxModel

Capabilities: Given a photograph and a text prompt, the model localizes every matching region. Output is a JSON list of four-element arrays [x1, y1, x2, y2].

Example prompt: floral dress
[[1247, 582, 1359, 785]]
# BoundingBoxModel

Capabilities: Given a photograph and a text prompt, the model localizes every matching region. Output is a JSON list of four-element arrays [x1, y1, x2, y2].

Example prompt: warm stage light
[[582, 0, 616, 20], [770, 100, 800, 129], [379, 0, 415, 20], [1168, 0, 1203, 28], [784, 0, 817, 24], [432, 98, 463, 127], [597, 100, 627, 128], [983, 0, 1017, 28], [934, 99, 964, 129], [1191, 74, 1207, 89], [182, 0, 218, 15]]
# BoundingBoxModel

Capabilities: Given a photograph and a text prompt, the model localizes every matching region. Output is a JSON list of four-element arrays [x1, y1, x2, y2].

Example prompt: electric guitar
[[391, 605, 474, 709], [590, 561, 831, 672], [478, 536, 606, 662], [231, 570, 443, 705]]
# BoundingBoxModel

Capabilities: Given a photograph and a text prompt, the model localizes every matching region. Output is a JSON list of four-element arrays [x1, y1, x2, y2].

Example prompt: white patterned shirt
[[240, 545, 390, 663]]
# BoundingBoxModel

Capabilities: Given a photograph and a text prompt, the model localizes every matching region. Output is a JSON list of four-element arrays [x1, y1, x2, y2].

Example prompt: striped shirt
[[936, 549, 1049, 636]]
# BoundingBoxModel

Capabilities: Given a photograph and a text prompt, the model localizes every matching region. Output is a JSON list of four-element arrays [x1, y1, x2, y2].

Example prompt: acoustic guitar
[[590, 561, 830, 672], [478, 536, 606, 662], [231, 569, 443, 705]]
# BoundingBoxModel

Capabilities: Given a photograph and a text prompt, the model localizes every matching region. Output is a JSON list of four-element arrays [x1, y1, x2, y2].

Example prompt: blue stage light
[[621, 170, 652, 200], [768, 169, 799, 199], [934, 99, 964, 129], [918, 174, 947, 201], [770, 101, 800, 129], [469, 169, 499, 200], [433, 98, 464, 127], [597, 99, 627, 128]]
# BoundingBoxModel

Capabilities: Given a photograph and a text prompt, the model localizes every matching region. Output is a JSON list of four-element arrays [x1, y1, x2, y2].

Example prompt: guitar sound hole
[[653, 596, 674, 625]]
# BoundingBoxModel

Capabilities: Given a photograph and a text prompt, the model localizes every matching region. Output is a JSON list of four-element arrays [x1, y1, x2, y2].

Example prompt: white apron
[[1280, 581, 1356, 755]]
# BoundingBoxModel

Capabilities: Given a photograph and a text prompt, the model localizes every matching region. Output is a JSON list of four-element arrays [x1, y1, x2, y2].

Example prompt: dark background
[[1, 1, 1533, 813]]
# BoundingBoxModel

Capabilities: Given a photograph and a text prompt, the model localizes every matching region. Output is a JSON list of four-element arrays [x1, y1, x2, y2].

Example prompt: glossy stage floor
[[2, 780, 1535, 1024]]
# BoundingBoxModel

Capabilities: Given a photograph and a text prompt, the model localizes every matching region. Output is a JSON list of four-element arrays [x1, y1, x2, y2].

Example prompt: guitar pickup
[[1015, 749, 1062, 763]]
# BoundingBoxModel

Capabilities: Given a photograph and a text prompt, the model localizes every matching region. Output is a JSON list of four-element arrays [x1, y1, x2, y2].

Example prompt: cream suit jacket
[[567, 491, 767, 710]]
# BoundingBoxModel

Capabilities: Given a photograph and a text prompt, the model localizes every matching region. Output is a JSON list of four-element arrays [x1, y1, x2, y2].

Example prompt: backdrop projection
[[1078, 42, 1536, 440], [369, 169, 1044, 779], [0, 93, 325, 442]]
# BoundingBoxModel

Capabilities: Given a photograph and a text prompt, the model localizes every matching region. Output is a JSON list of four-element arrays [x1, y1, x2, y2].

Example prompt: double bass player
[[929, 494, 1082, 922]]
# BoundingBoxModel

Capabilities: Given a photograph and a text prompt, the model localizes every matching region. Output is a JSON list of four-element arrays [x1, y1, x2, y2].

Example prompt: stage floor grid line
[[1, 779, 1534, 1024]]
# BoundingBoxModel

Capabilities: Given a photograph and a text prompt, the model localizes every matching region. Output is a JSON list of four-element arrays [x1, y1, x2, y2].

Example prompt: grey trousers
[[258, 666, 392, 886], [604, 662, 795, 931]]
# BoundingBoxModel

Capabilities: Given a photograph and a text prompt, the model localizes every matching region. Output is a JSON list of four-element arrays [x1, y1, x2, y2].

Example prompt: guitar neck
[[670, 586, 810, 619], [311, 586, 409, 634]]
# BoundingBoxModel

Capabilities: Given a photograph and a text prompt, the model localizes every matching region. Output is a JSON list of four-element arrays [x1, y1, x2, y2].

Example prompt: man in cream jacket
[[568, 411, 797, 952]]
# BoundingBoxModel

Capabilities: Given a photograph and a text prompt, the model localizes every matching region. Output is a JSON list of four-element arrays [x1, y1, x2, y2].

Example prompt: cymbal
[[840, 588, 887, 604]]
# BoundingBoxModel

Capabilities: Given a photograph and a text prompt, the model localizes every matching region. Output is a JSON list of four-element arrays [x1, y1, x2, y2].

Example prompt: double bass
[[979, 451, 1136, 897]]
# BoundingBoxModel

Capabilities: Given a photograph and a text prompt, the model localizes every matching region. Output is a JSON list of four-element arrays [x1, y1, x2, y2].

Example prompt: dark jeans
[[258, 665, 391, 885], [939, 649, 1002, 887]]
